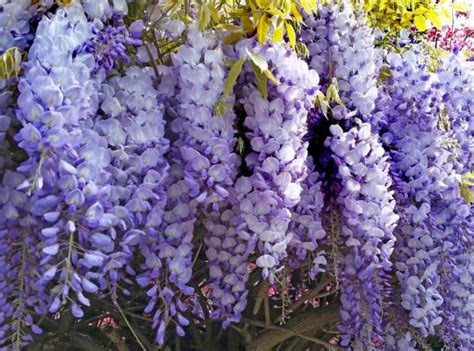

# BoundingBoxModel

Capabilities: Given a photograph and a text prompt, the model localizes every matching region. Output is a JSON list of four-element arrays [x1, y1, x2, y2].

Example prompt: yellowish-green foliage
[[460, 172, 474, 203], [0, 47, 22, 81], [193, 0, 321, 47], [362, 0, 469, 32]]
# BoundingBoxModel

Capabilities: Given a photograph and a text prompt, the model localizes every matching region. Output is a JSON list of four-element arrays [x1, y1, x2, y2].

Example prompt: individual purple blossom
[[325, 122, 398, 349]]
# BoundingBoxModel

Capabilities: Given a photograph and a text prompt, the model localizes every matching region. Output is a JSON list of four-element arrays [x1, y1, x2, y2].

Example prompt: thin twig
[[273, 276, 334, 324], [145, 42, 160, 79], [113, 300, 147, 351]]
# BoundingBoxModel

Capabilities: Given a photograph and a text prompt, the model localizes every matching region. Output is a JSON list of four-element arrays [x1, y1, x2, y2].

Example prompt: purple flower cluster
[[288, 157, 327, 279], [82, 17, 143, 73], [0, 169, 47, 348], [326, 122, 398, 349], [233, 39, 319, 282], [437, 53, 474, 174], [159, 25, 254, 328], [302, 2, 380, 121], [95, 64, 170, 294], [0, 0, 49, 173], [378, 49, 473, 348], [9, 0, 118, 323], [139, 25, 230, 342], [0, 0, 39, 52]]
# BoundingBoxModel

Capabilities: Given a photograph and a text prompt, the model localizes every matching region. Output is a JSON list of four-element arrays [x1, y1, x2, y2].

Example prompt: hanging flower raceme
[[139, 24, 238, 343], [10, 3, 120, 325], [0, 0, 48, 174], [232, 39, 319, 282], [302, 1, 380, 123], [160, 24, 255, 328], [95, 64, 172, 332], [288, 157, 327, 279], [326, 123, 398, 350], [0, 169, 50, 348], [378, 50, 473, 348], [437, 52, 474, 175]]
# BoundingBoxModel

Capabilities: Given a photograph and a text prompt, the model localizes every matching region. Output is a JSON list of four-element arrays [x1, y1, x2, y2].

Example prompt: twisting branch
[[244, 303, 341, 351]]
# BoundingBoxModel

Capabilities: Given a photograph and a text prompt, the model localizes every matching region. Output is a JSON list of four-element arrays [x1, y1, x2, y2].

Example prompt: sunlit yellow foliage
[[192, 0, 319, 47], [361, 0, 469, 32]]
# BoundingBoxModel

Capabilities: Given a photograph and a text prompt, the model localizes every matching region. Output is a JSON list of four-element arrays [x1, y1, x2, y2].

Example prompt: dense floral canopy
[[0, 0, 472, 350]]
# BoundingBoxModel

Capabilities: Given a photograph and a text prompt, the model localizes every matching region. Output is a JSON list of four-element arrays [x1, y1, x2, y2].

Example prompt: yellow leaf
[[290, 4, 303, 23], [414, 15, 428, 31], [273, 23, 284, 43], [295, 42, 309, 58], [452, 2, 470, 11], [326, 83, 345, 107], [267, 7, 286, 17], [224, 57, 246, 99], [256, 0, 271, 9], [439, 7, 452, 24], [461, 172, 474, 186], [280, 0, 291, 14], [210, 5, 221, 23], [365, 0, 377, 11], [0, 47, 22, 79], [380, 0, 389, 11], [285, 22, 296, 47], [414, 6, 427, 15], [426, 10, 442, 29], [256, 16, 271, 44], [299, 0, 313, 15]]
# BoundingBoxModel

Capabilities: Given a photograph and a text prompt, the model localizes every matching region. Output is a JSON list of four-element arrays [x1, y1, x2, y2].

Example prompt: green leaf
[[245, 48, 268, 72], [314, 91, 329, 118], [236, 137, 245, 155], [252, 62, 268, 98], [460, 183, 474, 203], [0, 47, 22, 79], [326, 83, 345, 107], [263, 69, 279, 85], [214, 100, 226, 117], [295, 42, 309, 58], [223, 56, 246, 99]]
